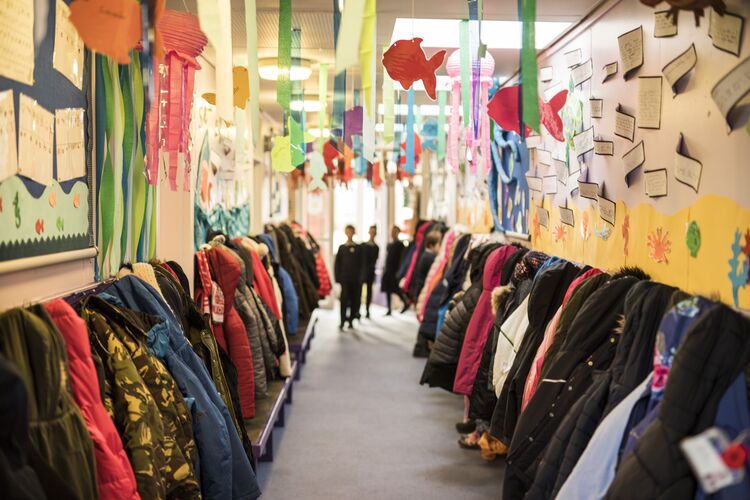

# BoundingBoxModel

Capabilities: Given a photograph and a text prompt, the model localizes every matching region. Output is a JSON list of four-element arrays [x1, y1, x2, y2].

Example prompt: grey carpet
[[256, 305, 505, 499]]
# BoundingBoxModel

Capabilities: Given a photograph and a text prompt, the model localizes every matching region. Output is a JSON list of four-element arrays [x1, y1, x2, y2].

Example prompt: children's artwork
[[623, 140, 646, 186], [537, 206, 549, 228], [615, 104, 636, 141], [581, 210, 591, 240], [540, 66, 553, 82], [526, 175, 543, 192], [590, 98, 603, 118], [578, 179, 599, 200], [644, 168, 669, 198], [382, 38, 446, 100], [709, 8, 744, 56], [69, 0, 142, 64], [654, 10, 678, 37], [727, 229, 749, 307], [594, 140, 614, 156], [647, 226, 671, 264], [554, 223, 567, 242], [55, 108, 85, 181], [686, 220, 701, 257], [622, 214, 630, 256], [674, 133, 702, 192], [560, 206, 575, 226], [0, 0, 34, 85], [554, 158, 568, 185], [486, 86, 568, 142], [525, 134, 542, 149], [711, 56, 750, 130], [618, 26, 644, 80], [598, 195, 616, 225], [662, 44, 697, 95], [0, 90, 17, 182], [602, 61, 618, 82], [543, 175, 557, 195], [18, 94, 54, 185], [637, 76, 662, 129], [201, 67, 249, 109], [536, 149, 552, 167], [640, 0, 725, 26], [572, 59, 593, 87], [53, 0, 84, 89], [564, 49, 583, 68], [308, 151, 327, 191], [572, 126, 594, 157]]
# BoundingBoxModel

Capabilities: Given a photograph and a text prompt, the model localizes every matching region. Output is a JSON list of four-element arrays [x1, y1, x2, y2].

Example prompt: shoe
[[385, 310, 392, 316], [478, 432, 508, 461], [458, 433, 480, 450], [366, 312, 371, 319], [339, 323, 345, 330], [400, 305, 409, 313], [348, 322, 354, 329], [455, 420, 476, 434]]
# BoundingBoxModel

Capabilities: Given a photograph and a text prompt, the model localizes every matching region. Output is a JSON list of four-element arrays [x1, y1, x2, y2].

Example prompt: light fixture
[[258, 57, 313, 81], [389, 18, 571, 49], [377, 103, 452, 117], [290, 99, 321, 112], [307, 127, 331, 138]]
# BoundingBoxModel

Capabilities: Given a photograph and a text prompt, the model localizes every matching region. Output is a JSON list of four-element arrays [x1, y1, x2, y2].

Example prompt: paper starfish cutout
[[647, 227, 672, 264]]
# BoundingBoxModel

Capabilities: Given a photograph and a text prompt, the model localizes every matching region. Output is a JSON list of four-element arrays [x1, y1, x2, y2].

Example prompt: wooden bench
[[288, 311, 318, 380]]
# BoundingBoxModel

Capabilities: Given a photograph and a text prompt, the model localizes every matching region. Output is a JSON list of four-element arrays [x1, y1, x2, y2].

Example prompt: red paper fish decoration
[[383, 38, 446, 101], [486, 86, 568, 142], [35, 218, 44, 235], [323, 140, 342, 173]]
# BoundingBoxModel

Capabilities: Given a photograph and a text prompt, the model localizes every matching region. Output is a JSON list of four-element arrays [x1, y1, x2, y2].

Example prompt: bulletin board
[[0, 0, 92, 262], [525, 0, 750, 309]]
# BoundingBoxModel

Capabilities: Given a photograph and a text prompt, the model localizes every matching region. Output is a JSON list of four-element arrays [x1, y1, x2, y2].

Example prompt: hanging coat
[[453, 246, 519, 395], [0, 308, 98, 500], [44, 299, 140, 500]]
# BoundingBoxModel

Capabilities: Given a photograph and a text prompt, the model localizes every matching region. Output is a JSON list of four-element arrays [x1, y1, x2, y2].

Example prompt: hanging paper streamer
[[318, 63, 328, 152], [197, 0, 233, 122], [277, 0, 292, 113], [468, 0, 481, 139], [359, 0, 376, 117], [405, 87, 416, 175], [343, 106, 363, 149], [290, 27, 304, 163], [392, 92, 402, 165], [335, 0, 366, 73], [446, 50, 461, 172], [332, 0, 346, 146], [519, 0, 540, 132], [245, 0, 261, 150], [382, 47, 395, 143], [459, 20, 471, 130], [437, 90, 447, 160]]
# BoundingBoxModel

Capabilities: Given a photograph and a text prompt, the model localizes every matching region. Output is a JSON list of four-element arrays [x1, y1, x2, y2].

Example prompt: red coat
[[198, 247, 256, 418], [453, 245, 519, 396], [250, 248, 282, 321], [315, 252, 332, 298], [45, 299, 140, 500]]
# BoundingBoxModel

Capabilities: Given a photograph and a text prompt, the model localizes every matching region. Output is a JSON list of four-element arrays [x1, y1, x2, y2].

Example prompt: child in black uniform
[[335, 224, 363, 329], [361, 225, 380, 319]]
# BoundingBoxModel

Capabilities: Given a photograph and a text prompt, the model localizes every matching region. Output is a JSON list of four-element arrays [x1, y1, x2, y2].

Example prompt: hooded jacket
[[104, 276, 261, 500], [401, 222, 432, 295], [489, 261, 582, 443], [0, 308, 98, 500], [44, 299, 140, 500], [454, 246, 519, 395], [419, 243, 502, 391], [416, 231, 457, 319], [274, 226, 318, 321], [259, 234, 300, 335], [504, 275, 642, 500], [607, 303, 750, 500], [526, 281, 681, 500]]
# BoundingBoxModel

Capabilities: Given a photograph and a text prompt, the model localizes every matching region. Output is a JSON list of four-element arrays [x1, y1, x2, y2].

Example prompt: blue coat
[[102, 276, 261, 500], [259, 234, 299, 334]]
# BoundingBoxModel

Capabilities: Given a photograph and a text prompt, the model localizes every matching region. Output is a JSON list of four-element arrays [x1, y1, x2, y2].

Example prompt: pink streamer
[[448, 79, 461, 173], [145, 57, 162, 185], [482, 80, 491, 174]]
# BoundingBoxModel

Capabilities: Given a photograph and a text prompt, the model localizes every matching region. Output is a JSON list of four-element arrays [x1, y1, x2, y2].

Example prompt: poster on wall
[[0, 2, 92, 262]]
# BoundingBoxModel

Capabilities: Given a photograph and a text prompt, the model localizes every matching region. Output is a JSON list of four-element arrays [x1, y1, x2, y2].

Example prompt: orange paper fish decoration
[[383, 38, 446, 101], [487, 86, 568, 142]]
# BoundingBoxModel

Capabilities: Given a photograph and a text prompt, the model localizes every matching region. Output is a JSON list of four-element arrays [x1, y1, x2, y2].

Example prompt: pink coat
[[453, 245, 519, 396], [45, 299, 140, 500]]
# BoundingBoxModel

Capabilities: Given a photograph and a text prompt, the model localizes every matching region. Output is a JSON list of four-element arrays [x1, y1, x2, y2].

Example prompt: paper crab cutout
[[383, 38, 446, 101]]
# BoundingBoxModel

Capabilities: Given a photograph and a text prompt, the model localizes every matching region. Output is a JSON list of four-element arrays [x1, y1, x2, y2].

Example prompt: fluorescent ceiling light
[[308, 127, 330, 138], [390, 18, 571, 49], [291, 100, 321, 112], [258, 57, 313, 81], [378, 103, 453, 117]]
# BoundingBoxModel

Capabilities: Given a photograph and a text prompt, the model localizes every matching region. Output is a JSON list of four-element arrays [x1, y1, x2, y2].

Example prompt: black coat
[[526, 281, 682, 500], [504, 275, 642, 500], [607, 304, 750, 500], [334, 242, 364, 284], [381, 240, 407, 293], [361, 242, 379, 283], [489, 262, 582, 443], [410, 251, 437, 302]]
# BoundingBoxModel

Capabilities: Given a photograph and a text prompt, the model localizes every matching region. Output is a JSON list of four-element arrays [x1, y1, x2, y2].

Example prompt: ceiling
[[167, 0, 601, 128]]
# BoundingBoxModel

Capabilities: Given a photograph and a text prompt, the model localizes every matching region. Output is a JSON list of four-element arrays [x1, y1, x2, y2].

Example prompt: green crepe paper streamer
[[111, 58, 125, 274], [277, 0, 291, 112], [120, 61, 134, 262], [147, 184, 157, 259], [291, 28, 304, 159], [99, 56, 115, 276], [459, 20, 471, 128], [520, 0, 540, 132], [290, 115, 303, 166], [131, 52, 147, 263], [382, 46, 394, 143], [245, 0, 261, 149], [437, 90, 447, 160], [318, 63, 328, 152]]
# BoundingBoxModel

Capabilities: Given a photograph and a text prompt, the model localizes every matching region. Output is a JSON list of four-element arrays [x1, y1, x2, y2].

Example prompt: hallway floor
[[256, 305, 504, 499]]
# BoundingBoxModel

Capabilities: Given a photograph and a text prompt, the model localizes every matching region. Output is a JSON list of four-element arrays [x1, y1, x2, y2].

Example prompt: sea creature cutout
[[341, 106, 364, 150], [640, 0, 725, 26], [35, 218, 44, 235], [532, 211, 541, 240], [382, 38, 447, 101], [686, 220, 701, 257], [48, 192, 57, 208], [580, 211, 591, 241], [743, 229, 750, 285], [622, 214, 630, 256], [69, 0, 142, 64], [323, 140, 342, 172], [308, 152, 327, 191], [73, 193, 81, 208], [647, 227, 672, 264], [554, 223, 567, 243], [487, 86, 568, 142], [56, 217, 65, 231], [728, 229, 749, 306], [595, 224, 613, 241], [202, 67, 250, 109], [399, 133, 422, 169]]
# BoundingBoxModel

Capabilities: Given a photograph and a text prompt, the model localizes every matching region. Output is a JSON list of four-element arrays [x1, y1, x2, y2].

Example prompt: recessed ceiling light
[[389, 18, 571, 49]]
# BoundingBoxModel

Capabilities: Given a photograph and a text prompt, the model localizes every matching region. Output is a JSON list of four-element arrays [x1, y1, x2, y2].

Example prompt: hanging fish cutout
[[383, 38, 447, 101], [323, 140, 342, 172], [308, 152, 327, 191], [486, 86, 568, 142]]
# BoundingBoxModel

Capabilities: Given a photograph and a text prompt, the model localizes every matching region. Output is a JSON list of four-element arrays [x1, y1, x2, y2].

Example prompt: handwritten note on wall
[[674, 133, 702, 192], [18, 94, 54, 185], [53, 0, 84, 89], [55, 108, 85, 181], [709, 9, 744, 57], [644, 169, 668, 198], [662, 44, 697, 94], [618, 26, 643, 79], [654, 11, 677, 38], [0, 90, 17, 181], [598, 195, 616, 225], [0, 0, 34, 85], [711, 56, 750, 129], [615, 105, 636, 141], [623, 140, 645, 184], [637, 76, 662, 129]]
